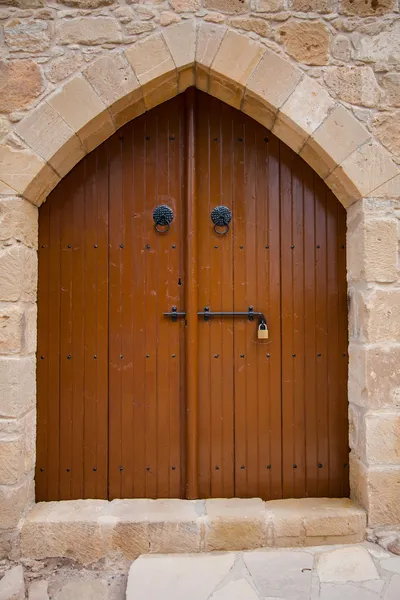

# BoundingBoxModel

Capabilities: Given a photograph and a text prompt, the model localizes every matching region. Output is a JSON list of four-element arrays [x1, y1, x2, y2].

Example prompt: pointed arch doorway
[[36, 88, 349, 502]]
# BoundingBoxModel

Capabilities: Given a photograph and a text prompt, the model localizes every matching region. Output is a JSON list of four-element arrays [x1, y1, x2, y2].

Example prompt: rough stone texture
[[28, 580, 49, 600], [277, 21, 330, 66], [316, 546, 379, 582], [244, 550, 313, 598], [204, 0, 249, 13], [0, 565, 25, 600], [0, 60, 43, 114], [291, 0, 333, 11], [56, 17, 122, 45], [381, 73, 400, 107], [339, 0, 394, 16], [4, 18, 51, 53], [229, 17, 270, 37], [373, 111, 400, 159], [324, 67, 381, 108]]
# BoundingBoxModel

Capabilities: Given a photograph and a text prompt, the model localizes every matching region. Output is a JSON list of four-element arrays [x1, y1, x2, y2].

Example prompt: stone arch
[[1, 21, 399, 208]]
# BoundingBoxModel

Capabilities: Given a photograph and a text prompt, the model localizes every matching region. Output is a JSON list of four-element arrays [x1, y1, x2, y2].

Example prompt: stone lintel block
[[325, 164, 362, 209], [202, 498, 268, 551], [245, 48, 302, 114], [125, 33, 176, 88], [21, 500, 109, 565], [0, 197, 38, 249], [83, 54, 145, 130], [162, 20, 197, 71], [15, 102, 86, 179], [241, 94, 276, 130], [0, 245, 37, 303], [195, 23, 226, 92], [0, 181, 18, 196], [48, 76, 115, 153], [0, 356, 35, 418], [364, 412, 400, 465], [273, 77, 335, 154], [141, 74, 179, 111], [210, 30, 264, 107], [0, 476, 34, 530], [339, 141, 399, 200], [349, 344, 400, 410], [0, 146, 60, 207], [300, 105, 371, 180]]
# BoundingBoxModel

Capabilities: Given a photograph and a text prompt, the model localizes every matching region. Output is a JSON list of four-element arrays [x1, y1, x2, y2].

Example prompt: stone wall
[[0, 0, 399, 554]]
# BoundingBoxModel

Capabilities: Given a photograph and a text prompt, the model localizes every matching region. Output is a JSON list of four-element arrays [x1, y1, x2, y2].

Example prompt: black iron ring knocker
[[153, 205, 174, 233], [211, 206, 232, 235]]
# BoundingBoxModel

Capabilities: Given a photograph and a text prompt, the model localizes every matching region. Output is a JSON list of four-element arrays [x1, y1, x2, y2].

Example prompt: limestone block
[[267, 499, 304, 545], [21, 500, 109, 564], [301, 498, 366, 540], [159, 11, 180, 26], [291, 0, 334, 12], [273, 77, 335, 153], [349, 455, 369, 512], [83, 54, 145, 129], [209, 579, 259, 600], [0, 419, 25, 485], [162, 20, 196, 91], [202, 498, 267, 551], [340, 0, 394, 16], [0, 303, 24, 355], [381, 73, 400, 108], [55, 580, 108, 600], [56, 17, 122, 45], [210, 30, 264, 108], [229, 17, 270, 37], [300, 105, 370, 180], [252, 0, 284, 10], [347, 215, 397, 283], [351, 344, 400, 410], [0, 60, 43, 114], [277, 21, 330, 66], [125, 33, 175, 87], [195, 23, 226, 92], [353, 23, 400, 66], [169, 0, 200, 11], [48, 76, 115, 153], [0, 477, 34, 529], [338, 141, 399, 199], [4, 18, 50, 53], [0, 246, 36, 303], [245, 47, 302, 115], [204, 0, 249, 12], [241, 95, 275, 130], [364, 413, 400, 465], [125, 21, 155, 35], [111, 522, 149, 560], [371, 173, 400, 199], [324, 66, 381, 108], [325, 164, 363, 208], [24, 304, 37, 355], [0, 565, 25, 600], [373, 111, 400, 160], [45, 53, 85, 85], [16, 103, 85, 179], [331, 35, 351, 62], [0, 146, 60, 206], [360, 289, 400, 343], [0, 356, 36, 418], [365, 467, 400, 526], [0, 198, 38, 249], [28, 580, 49, 600], [140, 74, 179, 110]]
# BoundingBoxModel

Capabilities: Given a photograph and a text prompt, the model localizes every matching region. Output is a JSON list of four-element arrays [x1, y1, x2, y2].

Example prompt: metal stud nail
[[146, 467, 150, 471], [170, 136, 175, 141], [214, 354, 219, 358], [266, 354, 270, 358], [293, 464, 297, 469], [94, 244, 98, 248], [240, 245, 244, 249], [291, 245, 295, 249], [93, 467, 97, 472], [317, 353, 321, 357], [318, 463, 323, 468], [145, 244, 150, 250], [119, 135, 124, 141], [172, 244, 176, 249], [215, 466, 219, 470], [267, 464, 271, 469], [67, 244, 71, 249], [214, 245, 218, 249], [172, 354, 176, 358], [317, 244, 320, 249], [40, 356, 44, 360], [238, 137, 243, 142], [40, 467, 44, 472], [120, 466, 124, 471], [214, 138, 218, 142], [264, 137, 269, 143], [146, 354, 150, 358], [292, 353, 296, 358], [342, 353, 346, 357], [67, 354, 71, 359], [340, 244, 345, 249], [66, 468, 71, 472], [146, 136, 150, 140], [120, 243, 124, 249], [240, 354, 244, 358], [265, 245, 269, 249], [120, 355, 124, 359], [344, 463, 348, 468], [41, 244, 46, 249], [172, 466, 176, 470], [241, 465, 245, 470]]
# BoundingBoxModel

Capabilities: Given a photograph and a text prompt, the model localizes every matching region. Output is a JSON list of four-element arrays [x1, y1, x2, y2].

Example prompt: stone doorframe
[[0, 22, 399, 551]]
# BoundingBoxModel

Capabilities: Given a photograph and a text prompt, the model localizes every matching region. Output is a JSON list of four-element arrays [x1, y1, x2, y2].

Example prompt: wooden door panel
[[36, 89, 348, 502]]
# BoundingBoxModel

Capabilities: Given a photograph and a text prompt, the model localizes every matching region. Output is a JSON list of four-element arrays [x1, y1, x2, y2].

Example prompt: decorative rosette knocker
[[211, 205, 232, 235], [153, 205, 174, 233]]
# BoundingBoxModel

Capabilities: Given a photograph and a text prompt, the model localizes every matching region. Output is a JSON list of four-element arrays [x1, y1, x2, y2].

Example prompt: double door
[[36, 89, 349, 501]]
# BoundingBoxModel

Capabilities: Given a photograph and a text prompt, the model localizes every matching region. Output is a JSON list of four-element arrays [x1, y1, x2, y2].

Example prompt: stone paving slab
[[126, 543, 400, 600]]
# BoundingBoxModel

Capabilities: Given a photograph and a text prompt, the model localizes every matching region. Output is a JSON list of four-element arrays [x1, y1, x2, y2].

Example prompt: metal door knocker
[[153, 205, 174, 233], [211, 206, 232, 235]]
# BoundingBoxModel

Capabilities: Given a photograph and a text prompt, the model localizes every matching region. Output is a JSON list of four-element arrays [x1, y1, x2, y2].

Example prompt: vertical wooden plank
[[292, 156, 306, 498], [315, 178, 329, 497], [303, 168, 318, 498], [280, 144, 295, 499], [185, 87, 199, 499], [108, 132, 124, 500], [265, 133, 282, 500], [36, 201, 50, 501]]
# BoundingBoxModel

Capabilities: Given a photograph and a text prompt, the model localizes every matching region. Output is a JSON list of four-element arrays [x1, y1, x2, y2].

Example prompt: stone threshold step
[[20, 497, 366, 566]]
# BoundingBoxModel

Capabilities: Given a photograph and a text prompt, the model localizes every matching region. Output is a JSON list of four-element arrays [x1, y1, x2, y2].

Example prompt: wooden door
[[36, 89, 349, 502]]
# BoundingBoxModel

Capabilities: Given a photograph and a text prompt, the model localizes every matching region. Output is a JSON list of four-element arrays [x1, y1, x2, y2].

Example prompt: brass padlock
[[258, 320, 268, 340]]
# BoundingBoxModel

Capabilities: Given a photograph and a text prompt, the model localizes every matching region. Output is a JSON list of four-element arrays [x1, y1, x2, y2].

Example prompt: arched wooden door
[[36, 89, 349, 502]]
